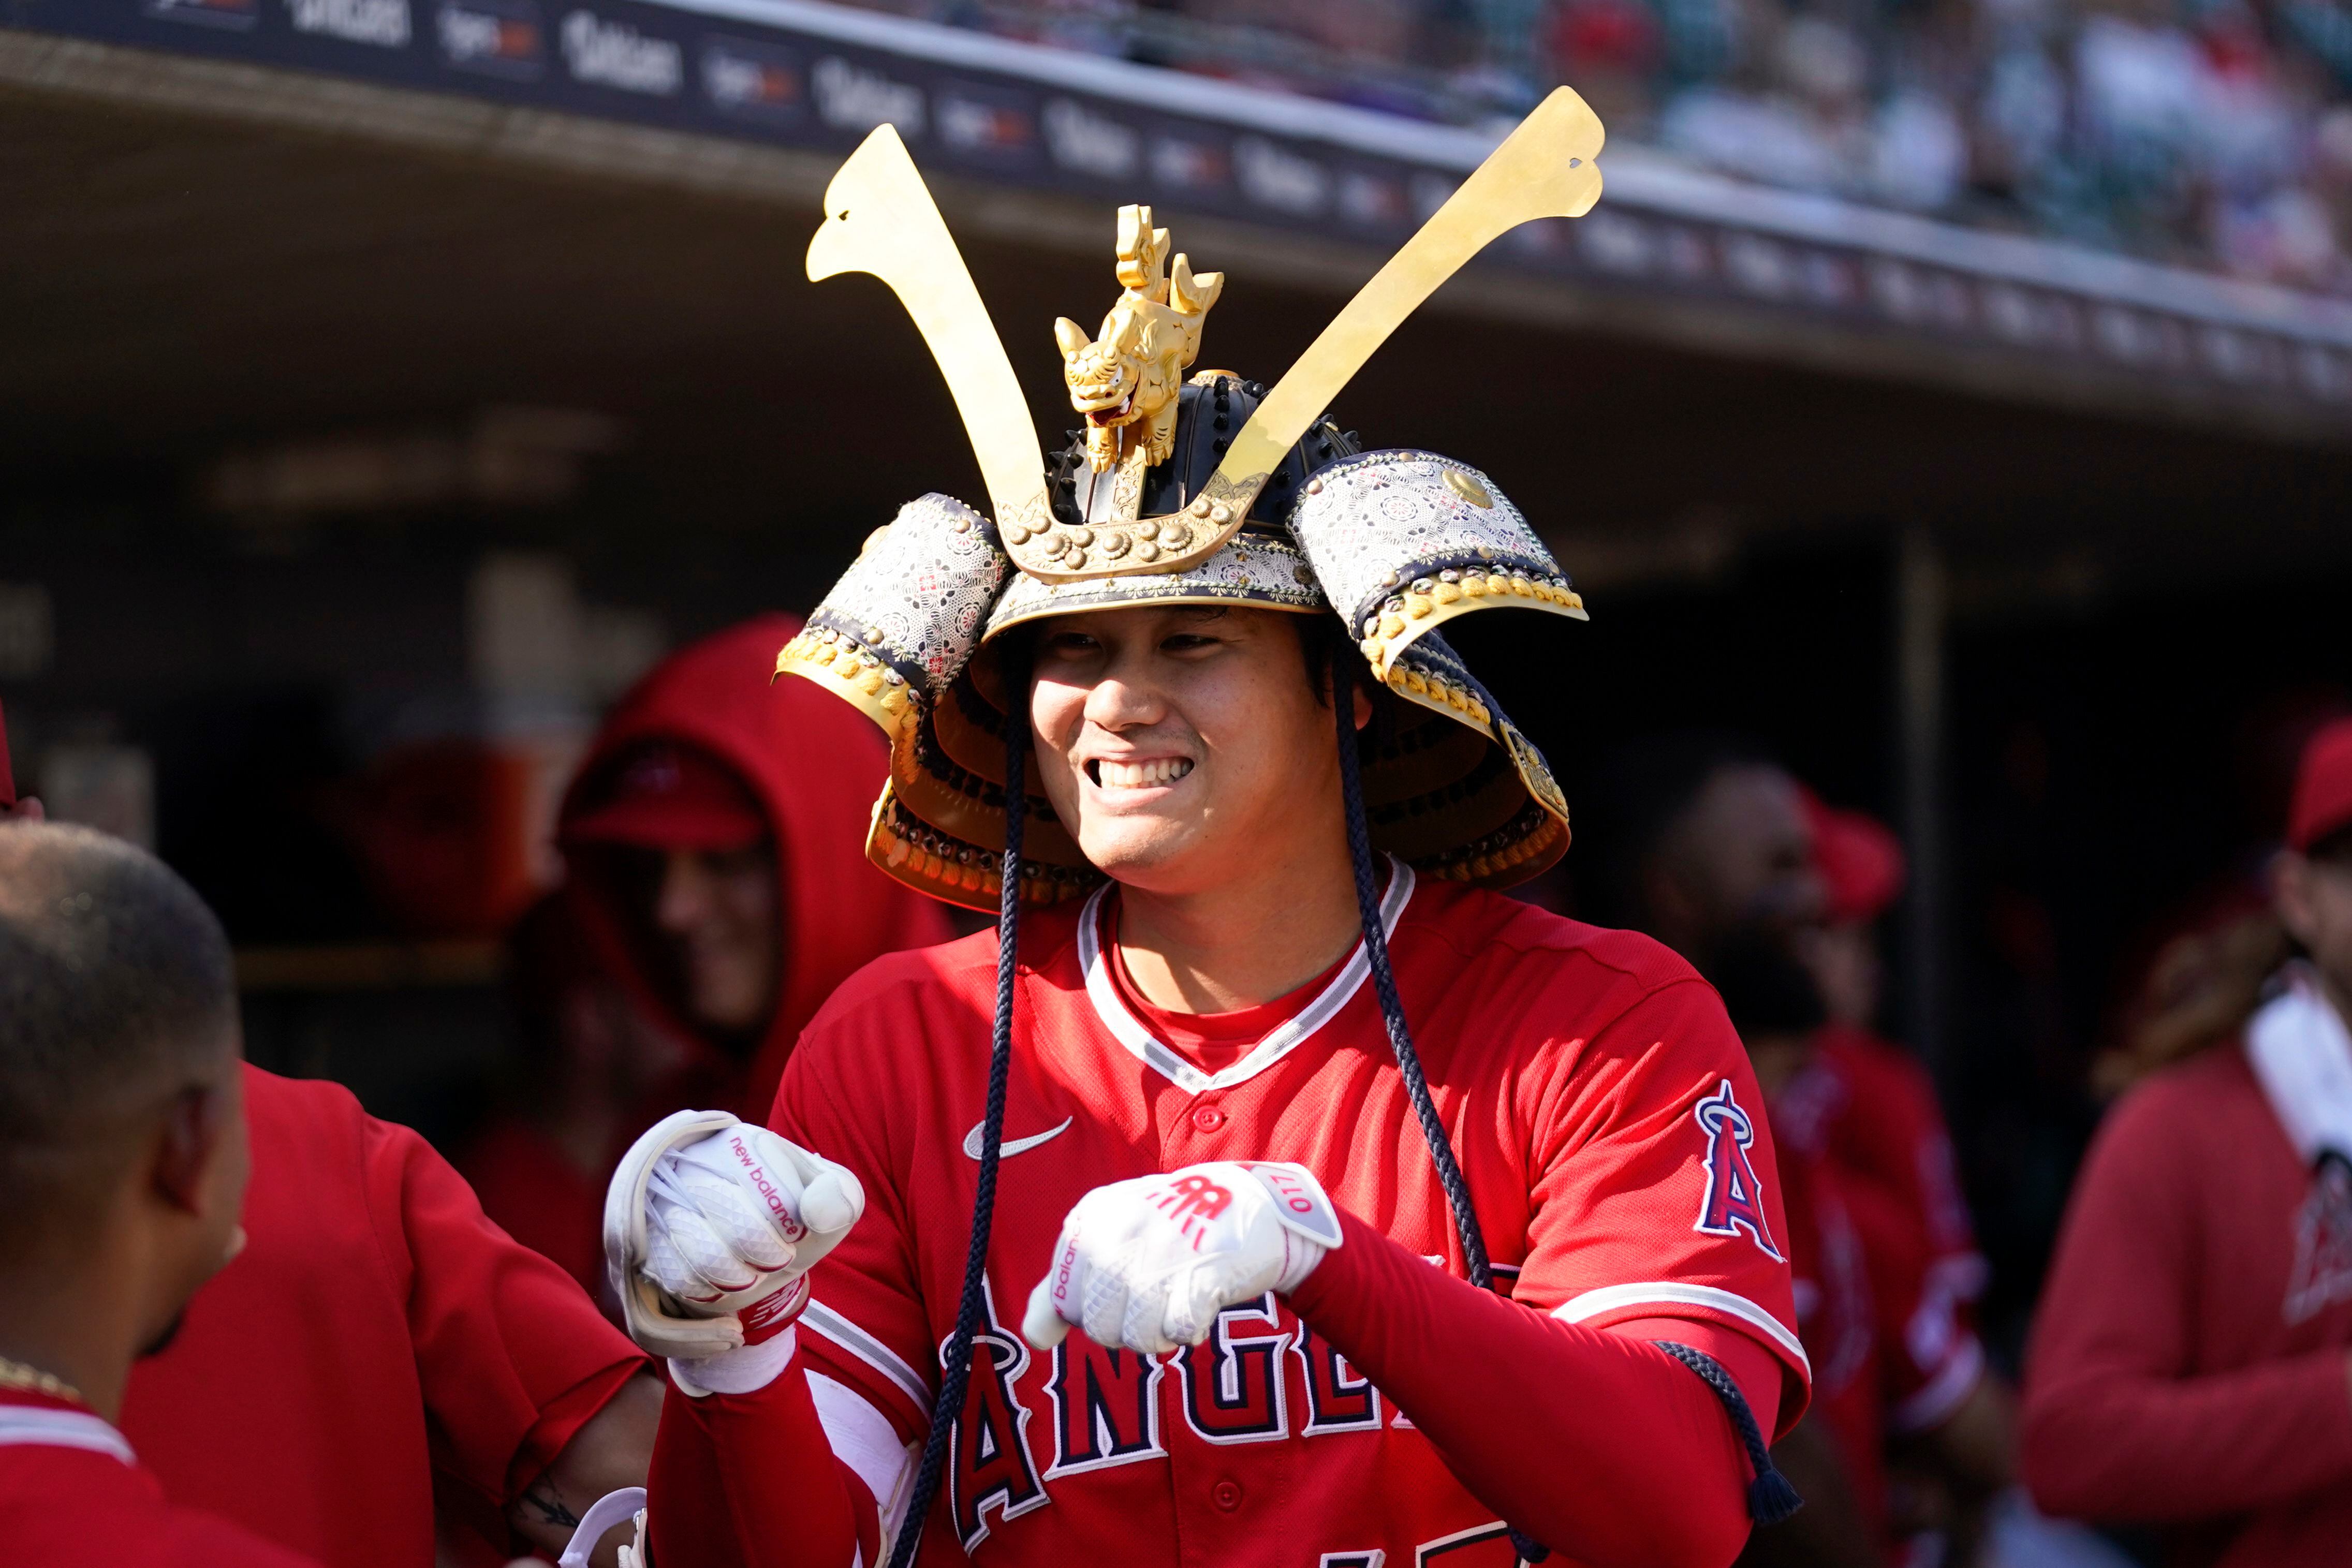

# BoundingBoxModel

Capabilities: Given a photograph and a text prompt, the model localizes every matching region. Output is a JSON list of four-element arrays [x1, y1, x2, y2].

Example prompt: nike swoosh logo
[[962, 1116, 1074, 1161]]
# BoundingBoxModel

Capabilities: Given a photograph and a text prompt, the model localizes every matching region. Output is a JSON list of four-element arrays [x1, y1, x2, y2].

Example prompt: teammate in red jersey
[[121, 1063, 659, 1568], [1794, 796, 1988, 1348], [0, 822, 314, 1567], [1784, 797, 2012, 1558], [566, 146, 1813, 1568], [555, 614, 959, 1127], [2023, 717, 2352, 1565], [1589, 739, 2014, 1562], [1584, 732, 1896, 1563]]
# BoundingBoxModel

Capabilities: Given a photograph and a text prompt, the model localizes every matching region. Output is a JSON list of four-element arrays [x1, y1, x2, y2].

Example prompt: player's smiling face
[[1028, 604, 1336, 893]]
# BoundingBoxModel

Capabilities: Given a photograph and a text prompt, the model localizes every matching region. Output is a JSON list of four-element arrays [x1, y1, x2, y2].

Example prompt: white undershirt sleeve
[[808, 1369, 920, 1556]]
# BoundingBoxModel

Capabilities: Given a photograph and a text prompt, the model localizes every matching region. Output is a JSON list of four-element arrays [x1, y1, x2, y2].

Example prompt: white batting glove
[[604, 1110, 864, 1395], [1021, 1161, 1344, 1355]]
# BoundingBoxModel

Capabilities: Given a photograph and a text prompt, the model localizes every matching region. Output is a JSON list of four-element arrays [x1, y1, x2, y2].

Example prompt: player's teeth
[[1099, 759, 1193, 788]]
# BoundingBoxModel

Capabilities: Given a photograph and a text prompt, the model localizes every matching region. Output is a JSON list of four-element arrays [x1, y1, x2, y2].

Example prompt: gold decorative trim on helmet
[[1377, 631, 1571, 852]]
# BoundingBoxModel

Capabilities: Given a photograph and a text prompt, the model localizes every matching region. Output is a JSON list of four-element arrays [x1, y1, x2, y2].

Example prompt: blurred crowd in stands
[[865, 0, 2352, 289]]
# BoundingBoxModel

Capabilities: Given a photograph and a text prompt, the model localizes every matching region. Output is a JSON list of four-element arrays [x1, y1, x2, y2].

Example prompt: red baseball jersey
[[122, 1065, 647, 1568], [0, 1388, 318, 1568], [1765, 1102, 1887, 1536], [774, 867, 1808, 1567], [1774, 1047, 1984, 1438], [1809, 1026, 1985, 1306], [2024, 1043, 2352, 1565]]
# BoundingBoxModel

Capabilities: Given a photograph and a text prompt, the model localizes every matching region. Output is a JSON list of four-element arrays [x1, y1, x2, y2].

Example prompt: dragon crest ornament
[[1054, 204, 1224, 478]]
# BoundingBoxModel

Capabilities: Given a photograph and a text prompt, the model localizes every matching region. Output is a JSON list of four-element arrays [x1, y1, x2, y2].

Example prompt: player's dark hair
[[0, 824, 238, 1231], [1296, 610, 1353, 705], [1581, 730, 1780, 931]]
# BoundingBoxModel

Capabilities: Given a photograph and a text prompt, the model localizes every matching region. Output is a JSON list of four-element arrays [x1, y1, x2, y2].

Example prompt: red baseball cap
[[1801, 788, 1906, 925], [562, 741, 767, 851], [2288, 716, 2352, 853]]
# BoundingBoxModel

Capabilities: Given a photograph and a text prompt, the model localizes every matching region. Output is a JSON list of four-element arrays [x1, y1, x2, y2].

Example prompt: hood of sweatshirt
[[558, 614, 956, 1120]]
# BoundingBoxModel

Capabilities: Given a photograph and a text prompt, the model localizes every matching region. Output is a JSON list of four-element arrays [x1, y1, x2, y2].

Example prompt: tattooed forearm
[[504, 1371, 661, 1562], [516, 1473, 582, 1531]]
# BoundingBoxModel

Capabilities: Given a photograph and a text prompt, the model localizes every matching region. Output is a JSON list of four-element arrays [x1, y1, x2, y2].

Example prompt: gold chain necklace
[[0, 1355, 82, 1407]]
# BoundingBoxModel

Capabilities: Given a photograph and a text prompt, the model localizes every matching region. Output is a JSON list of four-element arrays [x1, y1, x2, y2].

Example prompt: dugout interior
[[3, 25, 2349, 1356]]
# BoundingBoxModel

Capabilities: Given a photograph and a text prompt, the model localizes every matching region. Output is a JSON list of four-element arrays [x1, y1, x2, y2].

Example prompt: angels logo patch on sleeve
[[1692, 1079, 1782, 1261]]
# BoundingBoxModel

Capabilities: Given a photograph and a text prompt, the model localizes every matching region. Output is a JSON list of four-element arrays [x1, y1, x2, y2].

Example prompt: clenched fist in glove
[[1022, 1161, 1345, 1355], [604, 1109, 864, 1395]]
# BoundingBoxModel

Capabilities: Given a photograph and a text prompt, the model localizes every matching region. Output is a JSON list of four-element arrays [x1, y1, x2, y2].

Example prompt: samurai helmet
[[779, 92, 1607, 913]]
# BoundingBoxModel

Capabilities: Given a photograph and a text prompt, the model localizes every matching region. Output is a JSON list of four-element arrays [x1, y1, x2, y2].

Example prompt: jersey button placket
[[1211, 1477, 1244, 1511], [1190, 1103, 1226, 1134]]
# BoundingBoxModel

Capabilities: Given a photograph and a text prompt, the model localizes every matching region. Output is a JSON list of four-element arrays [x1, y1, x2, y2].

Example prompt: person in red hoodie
[[462, 615, 955, 1295], [0, 821, 313, 1568], [2024, 716, 2352, 1566]]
